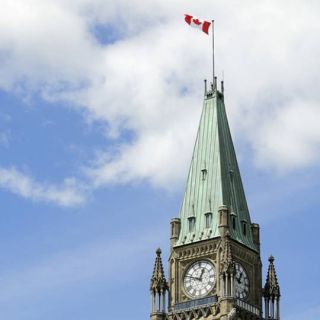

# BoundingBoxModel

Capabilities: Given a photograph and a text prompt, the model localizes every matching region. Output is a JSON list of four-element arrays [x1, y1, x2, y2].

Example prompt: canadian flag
[[184, 14, 212, 35]]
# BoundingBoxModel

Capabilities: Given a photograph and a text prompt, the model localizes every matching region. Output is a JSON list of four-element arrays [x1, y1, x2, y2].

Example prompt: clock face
[[183, 260, 216, 298], [235, 263, 249, 299]]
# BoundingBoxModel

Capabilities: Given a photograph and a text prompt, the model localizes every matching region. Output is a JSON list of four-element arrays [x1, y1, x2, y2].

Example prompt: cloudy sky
[[0, 0, 319, 319]]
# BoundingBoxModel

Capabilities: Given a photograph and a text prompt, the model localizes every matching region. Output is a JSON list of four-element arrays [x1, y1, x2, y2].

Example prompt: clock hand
[[236, 272, 243, 284], [199, 268, 205, 280], [185, 275, 200, 280]]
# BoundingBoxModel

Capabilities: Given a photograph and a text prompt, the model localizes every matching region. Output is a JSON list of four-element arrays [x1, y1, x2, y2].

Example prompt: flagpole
[[212, 20, 215, 88]]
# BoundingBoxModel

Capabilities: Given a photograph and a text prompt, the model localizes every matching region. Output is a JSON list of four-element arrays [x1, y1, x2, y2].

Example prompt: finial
[[269, 255, 274, 263], [221, 80, 224, 94], [204, 79, 207, 96], [156, 248, 162, 256], [214, 76, 217, 90]]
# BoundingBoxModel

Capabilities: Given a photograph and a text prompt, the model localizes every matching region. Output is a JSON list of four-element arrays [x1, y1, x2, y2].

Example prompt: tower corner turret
[[170, 218, 180, 249], [218, 205, 230, 238], [251, 223, 260, 252]]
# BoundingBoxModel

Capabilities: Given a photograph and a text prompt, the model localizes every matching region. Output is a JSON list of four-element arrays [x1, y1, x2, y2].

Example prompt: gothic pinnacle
[[150, 248, 168, 293], [264, 255, 280, 298], [221, 234, 234, 273]]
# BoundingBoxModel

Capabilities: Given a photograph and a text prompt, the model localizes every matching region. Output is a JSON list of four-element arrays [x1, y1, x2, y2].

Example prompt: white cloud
[[1, 0, 320, 196], [249, 100, 320, 171], [0, 167, 86, 207]]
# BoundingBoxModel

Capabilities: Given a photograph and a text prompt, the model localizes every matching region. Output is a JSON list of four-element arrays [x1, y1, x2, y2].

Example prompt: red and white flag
[[184, 14, 212, 35]]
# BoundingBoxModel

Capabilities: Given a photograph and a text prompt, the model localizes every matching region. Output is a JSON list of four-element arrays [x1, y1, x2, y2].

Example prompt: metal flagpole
[[211, 20, 215, 87]]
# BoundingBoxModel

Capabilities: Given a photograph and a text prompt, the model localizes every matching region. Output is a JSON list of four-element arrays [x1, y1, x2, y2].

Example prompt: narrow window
[[242, 222, 247, 236], [188, 217, 195, 232], [232, 216, 236, 230], [205, 212, 212, 228], [201, 169, 207, 181]]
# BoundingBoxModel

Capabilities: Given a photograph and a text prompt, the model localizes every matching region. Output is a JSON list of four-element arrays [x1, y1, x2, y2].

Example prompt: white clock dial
[[235, 263, 249, 299], [183, 260, 215, 298]]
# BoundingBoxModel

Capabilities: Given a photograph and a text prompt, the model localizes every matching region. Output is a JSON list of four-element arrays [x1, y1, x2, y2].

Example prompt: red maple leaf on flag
[[192, 18, 201, 25], [184, 14, 212, 35]]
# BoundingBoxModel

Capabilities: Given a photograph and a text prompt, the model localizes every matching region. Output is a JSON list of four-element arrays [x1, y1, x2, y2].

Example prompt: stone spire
[[263, 255, 281, 320], [175, 87, 256, 250], [150, 248, 168, 320], [264, 255, 280, 298], [150, 248, 168, 294]]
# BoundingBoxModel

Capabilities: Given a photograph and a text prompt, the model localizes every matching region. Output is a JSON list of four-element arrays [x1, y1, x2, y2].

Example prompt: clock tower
[[149, 80, 281, 320]]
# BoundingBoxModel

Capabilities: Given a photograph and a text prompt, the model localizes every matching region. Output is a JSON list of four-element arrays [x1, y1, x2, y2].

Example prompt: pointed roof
[[175, 86, 256, 250], [264, 255, 280, 298], [150, 248, 168, 293]]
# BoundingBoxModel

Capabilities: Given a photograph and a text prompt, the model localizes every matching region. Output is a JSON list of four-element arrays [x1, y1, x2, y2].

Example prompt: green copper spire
[[175, 85, 256, 250]]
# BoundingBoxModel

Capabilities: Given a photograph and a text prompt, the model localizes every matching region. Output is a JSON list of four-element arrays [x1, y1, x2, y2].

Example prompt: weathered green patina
[[175, 88, 256, 250]]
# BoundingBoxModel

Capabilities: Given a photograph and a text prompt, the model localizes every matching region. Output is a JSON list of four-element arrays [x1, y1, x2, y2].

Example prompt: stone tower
[[149, 81, 281, 320]]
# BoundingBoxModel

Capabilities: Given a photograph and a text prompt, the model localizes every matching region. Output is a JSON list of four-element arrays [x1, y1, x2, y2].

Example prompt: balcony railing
[[173, 296, 217, 312], [236, 299, 260, 316]]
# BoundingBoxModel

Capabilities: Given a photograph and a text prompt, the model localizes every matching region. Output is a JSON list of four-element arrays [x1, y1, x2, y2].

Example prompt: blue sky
[[1, 1, 320, 319]]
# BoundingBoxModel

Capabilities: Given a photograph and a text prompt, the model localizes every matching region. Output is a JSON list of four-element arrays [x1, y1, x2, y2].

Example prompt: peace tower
[[149, 80, 281, 320]]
